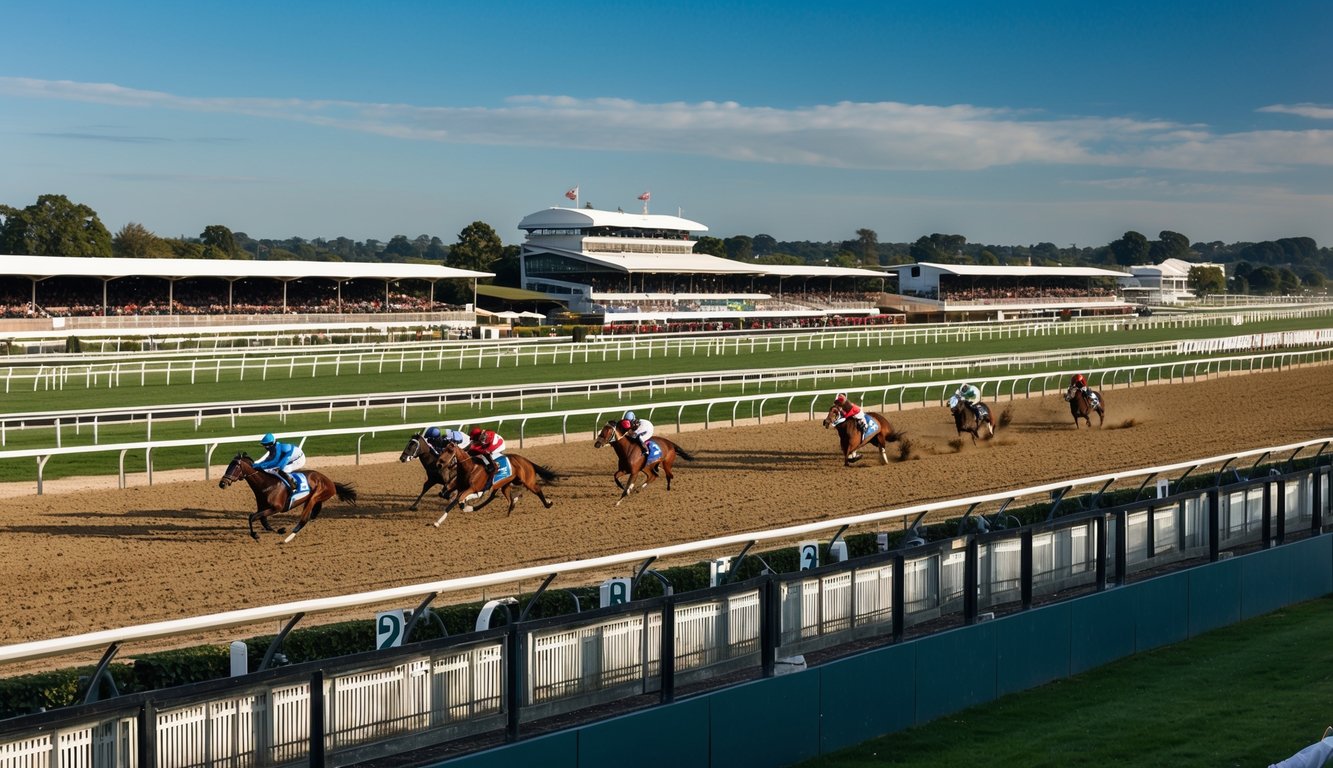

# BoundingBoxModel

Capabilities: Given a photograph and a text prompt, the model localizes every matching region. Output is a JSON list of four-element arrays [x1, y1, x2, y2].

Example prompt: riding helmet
[[424, 426, 441, 439], [624, 410, 637, 422], [619, 419, 633, 430], [470, 427, 484, 439], [834, 393, 846, 404], [261, 432, 276, 446]]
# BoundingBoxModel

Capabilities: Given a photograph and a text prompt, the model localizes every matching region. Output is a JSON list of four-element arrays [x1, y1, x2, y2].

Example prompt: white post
[[229, 641, 247, 677]]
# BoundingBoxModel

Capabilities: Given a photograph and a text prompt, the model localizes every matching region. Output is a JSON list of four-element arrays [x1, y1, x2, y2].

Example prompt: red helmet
[[619, 419, 633, 430], [1072, 373, 1086, 385], [834, 393, 847, 404], [470, 427, 483, 439]]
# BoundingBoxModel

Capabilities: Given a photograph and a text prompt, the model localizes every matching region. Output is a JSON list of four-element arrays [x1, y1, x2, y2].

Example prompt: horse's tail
[[335, 482, 358, 504], [529, 461, 560, 483], [674, 444, 696, 462]]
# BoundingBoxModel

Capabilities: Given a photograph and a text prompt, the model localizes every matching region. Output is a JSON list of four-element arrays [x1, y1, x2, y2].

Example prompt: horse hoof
[[277, 527, 287, 534], [250, 532, 259, 541], [847, 455, 862, 464]]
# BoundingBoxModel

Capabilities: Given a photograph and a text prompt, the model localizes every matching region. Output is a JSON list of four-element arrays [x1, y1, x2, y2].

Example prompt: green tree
[[1247, 265, 1280, 294], [855, 228, 879, 266], [200, 225, 238, 259], [448, 221, 502, 273], [693, 236, 725, 258], [1149, 230, 1191, 262], [1187, 265, 1226, 297], [1107, 231, 1150, 266], [723, 235, 753, 262], [113, 222, 172, 258], [752, 234, 778, 256], [0, 194, 112, 257], [382, 235, 420, 260], [1301, 268, 1327, 291]]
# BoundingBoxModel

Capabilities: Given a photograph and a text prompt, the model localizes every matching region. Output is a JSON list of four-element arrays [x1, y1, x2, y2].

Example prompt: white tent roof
[[884, 262, 1126, 278], [759, 264, 886, 278], [0, 255, 492, 281]]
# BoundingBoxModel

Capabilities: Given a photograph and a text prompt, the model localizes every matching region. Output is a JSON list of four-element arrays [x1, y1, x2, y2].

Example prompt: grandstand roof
[[0, 255, 492, 281], [759, 263, 887, 278], [883, 262, 1126, 278], [517, 207, 707, 233]]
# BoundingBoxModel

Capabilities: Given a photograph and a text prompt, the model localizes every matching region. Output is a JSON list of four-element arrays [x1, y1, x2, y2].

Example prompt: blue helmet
[[424, 426, 441, 440], [261, 433, 276, 447], [623, 410, 637, 422]]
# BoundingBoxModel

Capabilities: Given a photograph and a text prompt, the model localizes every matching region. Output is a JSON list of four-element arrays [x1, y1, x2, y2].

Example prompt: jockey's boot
[[278, 470, 295, 492], [856, 417, 869, 433]]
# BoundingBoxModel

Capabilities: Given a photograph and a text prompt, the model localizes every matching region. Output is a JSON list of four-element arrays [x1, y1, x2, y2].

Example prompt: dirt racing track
[[0, 366, 1329, 652]]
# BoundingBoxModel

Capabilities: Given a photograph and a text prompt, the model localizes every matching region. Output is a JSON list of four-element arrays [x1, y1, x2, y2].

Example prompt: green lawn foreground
[[796, 596, 1333, 768]]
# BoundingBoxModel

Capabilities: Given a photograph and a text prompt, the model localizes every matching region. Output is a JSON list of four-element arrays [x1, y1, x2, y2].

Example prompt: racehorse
[[593, 420, 696, 505], [948, 395, 997, 445], [431, 442, 558, 526], [1064, 385, 1105, 428], [399, 433, 456, 510], [219, 453, 357, 543], [822, 406, 902, 466]]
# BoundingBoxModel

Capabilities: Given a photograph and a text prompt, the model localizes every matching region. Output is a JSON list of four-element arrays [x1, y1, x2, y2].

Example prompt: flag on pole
[[637, 191, 651, 201], [565, 187, 579, 201]]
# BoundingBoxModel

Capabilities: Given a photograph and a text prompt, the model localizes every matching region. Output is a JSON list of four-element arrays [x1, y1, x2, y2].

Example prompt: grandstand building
[[1119, 258, 1225, 305], [882, 262, 1133, 321], [515, 205, 895, 330], [0, 255, 490, 335]]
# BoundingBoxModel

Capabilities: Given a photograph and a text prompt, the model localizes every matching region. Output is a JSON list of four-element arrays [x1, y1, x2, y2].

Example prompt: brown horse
[[593, 421, 696, 505], [219, 453, 357, 543], [398, 433, 456, 510], [1065, 385, 1105, 428], [948, 395, 997, 445], [432, 442, 558, 526], [822, 406, 901, 466]]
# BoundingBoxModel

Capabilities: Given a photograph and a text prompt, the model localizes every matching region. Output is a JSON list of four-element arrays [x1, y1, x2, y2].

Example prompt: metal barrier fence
[[2, 455, 1325, 767], [2, 344, 1330, 493]]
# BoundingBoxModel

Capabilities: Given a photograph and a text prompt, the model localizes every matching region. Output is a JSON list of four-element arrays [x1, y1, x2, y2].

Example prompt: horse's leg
[[432, 491, 463, 527], [503, 485, 518, 516], [247, 510, 262, 540], [410, 479, 433, 511], [613, 469, 627, 490], [662, 457, 675, 490]]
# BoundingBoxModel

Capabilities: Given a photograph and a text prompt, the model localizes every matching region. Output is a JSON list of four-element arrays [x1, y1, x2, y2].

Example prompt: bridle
[[221, 457, 260, 487]]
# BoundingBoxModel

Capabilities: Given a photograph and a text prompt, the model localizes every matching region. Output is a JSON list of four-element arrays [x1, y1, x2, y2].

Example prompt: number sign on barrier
[[600, 578, 632, 607], [376, 609, 406, 650], [799, 541, 820, 570]]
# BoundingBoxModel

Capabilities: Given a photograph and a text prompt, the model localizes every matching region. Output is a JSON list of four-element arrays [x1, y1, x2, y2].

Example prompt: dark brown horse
[[219, 453, 357, 543], [432, 442, 558, 526], [822, 406, 901, 466], [948, 395, 997, 445], [593, 421, 696, 505], [398, 433, 456, 510], [1065, 385, 1105, 428]]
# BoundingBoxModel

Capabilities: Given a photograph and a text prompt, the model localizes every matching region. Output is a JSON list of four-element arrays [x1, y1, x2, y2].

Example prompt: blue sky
[[2, 1, 1330, 249]]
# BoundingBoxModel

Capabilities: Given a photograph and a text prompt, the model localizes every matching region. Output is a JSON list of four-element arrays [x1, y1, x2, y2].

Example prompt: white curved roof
[[517, 207, 707, 233], [884, 262, 1126, 278], [0, 255, 492, 280]]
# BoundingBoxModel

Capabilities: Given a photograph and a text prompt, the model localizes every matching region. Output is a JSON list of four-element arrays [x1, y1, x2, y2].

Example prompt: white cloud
[[3, 76, 1332, 174], [1258, 103, 1333, 120]]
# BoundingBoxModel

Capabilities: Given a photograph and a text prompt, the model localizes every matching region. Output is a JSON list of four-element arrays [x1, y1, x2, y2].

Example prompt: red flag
[[637, 191, 651, 201], [565, 186, 578, 201]]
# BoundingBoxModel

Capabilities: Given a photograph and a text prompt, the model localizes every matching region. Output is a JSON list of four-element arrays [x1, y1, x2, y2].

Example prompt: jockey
[[833, 392, 869, 432], [253, 433, 305, 492], [423, 426, 466, 453], [622, 414, 655, 451], [954, 383, 983, 418], [1071, 374, 1100, 408], [467, 426, 506, 476]]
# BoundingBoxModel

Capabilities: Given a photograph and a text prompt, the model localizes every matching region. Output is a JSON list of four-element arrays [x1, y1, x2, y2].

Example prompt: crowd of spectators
[[600, 314, 902, 335], [0, 280, 465, 318], [934, 285, 1118, 303]]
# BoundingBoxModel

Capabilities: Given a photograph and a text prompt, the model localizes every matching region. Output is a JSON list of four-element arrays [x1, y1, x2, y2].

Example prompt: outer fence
[[1, 438, 1328, 767], [7, 306, 1333, 393], [1, 345, 1330, 493]]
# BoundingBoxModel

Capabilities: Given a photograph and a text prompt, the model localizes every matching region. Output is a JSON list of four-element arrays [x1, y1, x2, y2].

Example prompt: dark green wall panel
[[995, 603, 1071, 697], [709, 670, 821, 768], [818, 643, 916, 754], [1188, 557, 1242, 637], [913, 623, 997, 725], [1069, 588, 1136, 674], [430, 730, 577, 768], [1287, 536, 1333, 603], [577, 698, 709, 768], [1241, 546, 1292, 619], [1133, 571, 1189, 651]]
